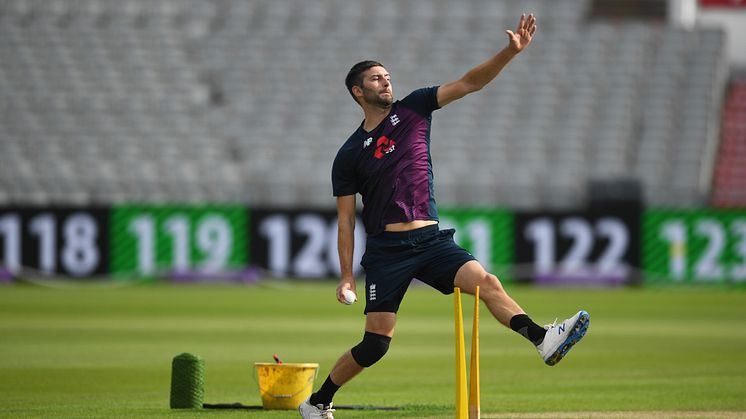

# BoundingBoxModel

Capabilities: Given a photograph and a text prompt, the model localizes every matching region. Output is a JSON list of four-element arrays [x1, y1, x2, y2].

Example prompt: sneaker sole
[[545, 310, 590, 366]]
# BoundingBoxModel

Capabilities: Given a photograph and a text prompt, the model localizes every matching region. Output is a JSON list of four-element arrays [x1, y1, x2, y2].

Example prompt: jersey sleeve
[[399, 86, 441, 116], [331, 147, 358, 196]]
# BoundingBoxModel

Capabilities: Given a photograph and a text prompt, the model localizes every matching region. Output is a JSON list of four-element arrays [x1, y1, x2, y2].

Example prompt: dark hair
[[345, 60, 384, 103]]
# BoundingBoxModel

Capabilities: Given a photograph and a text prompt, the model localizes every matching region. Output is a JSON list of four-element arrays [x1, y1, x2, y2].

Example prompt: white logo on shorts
[[369, 284, 377, 301]]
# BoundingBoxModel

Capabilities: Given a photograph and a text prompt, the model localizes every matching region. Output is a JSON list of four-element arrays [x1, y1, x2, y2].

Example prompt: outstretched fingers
[[517, 13, 526, 32], [520, 14, 536, 32], [507, 13, 537, 51], [526, 14, 537, 35]]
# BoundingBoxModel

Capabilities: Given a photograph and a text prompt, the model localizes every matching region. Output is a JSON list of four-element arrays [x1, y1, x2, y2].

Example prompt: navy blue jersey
[[332, 86, 441, 234]]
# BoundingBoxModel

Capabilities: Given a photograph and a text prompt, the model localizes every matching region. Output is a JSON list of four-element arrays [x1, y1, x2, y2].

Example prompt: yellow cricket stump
[[454, 286, 480, 419], [470, 286, 480, 419], [455, 288, 468, 419]]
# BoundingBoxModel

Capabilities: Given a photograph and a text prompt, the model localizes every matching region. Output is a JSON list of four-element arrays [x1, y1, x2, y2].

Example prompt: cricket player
[[300, 14, 589, 419]]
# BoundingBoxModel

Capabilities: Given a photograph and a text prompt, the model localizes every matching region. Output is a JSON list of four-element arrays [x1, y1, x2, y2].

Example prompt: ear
[[351, 85, 364, 100]]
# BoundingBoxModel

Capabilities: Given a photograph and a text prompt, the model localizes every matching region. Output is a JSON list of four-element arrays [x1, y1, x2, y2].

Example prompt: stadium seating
[[711, 80, 746, 207], [0, 0, 728, 209]]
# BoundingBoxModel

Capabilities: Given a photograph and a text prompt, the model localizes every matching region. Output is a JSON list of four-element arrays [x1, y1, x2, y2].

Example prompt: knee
[[350, 331, 391, 367], [480, 273, 506, 297]]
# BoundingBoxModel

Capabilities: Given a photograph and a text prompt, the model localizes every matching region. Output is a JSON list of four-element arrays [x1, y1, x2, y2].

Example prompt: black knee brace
[[350, 331, 391, 367]]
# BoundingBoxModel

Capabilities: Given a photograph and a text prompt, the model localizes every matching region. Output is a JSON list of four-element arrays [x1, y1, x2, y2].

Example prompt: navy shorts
[[360, 224, 476, 314]]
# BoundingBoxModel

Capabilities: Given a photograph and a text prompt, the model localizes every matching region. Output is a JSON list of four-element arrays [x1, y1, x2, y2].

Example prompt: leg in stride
[[454, 260, 525, 327]]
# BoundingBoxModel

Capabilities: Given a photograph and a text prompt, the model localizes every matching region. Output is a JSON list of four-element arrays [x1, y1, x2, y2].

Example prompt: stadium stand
[[0, 0, 729, 209], [711, 79, 746, 207]]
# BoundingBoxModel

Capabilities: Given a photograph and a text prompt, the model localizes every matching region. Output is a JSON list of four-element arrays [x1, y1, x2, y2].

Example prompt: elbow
[[469, 84, 484, 94], [461, 78, 484, 94], [338, 215, 356, 231]]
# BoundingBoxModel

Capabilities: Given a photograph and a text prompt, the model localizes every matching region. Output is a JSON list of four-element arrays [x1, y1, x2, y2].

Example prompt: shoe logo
[[389, 114, 400, 126], [363, 137, 372, 148], [369, 284, 377, 301], [374, 136, 396, 159], [558, 324, 566, 334]]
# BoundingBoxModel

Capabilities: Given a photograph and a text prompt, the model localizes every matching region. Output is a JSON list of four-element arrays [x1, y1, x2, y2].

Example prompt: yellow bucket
[[254, 362, 319, 410]]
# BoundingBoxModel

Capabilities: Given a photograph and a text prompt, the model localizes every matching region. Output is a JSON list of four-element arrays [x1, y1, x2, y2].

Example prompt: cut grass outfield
[[0, 281, 745, 418]]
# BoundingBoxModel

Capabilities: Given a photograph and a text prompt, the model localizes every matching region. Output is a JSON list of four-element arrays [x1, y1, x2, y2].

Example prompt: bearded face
[[357, 66, 393, 109], [361, 85, 393, 108]]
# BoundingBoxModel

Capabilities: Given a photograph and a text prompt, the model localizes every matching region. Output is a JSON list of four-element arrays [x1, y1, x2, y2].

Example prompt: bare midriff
[[384, 220, 438, 232]]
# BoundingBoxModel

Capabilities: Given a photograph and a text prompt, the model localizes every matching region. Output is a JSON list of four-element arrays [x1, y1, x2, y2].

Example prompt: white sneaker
[[299, 397, 335, 419], [536, 310, 590, 366]]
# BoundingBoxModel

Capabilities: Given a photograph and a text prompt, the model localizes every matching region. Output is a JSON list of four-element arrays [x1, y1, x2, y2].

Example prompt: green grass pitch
[[1, 281, 745, 418]]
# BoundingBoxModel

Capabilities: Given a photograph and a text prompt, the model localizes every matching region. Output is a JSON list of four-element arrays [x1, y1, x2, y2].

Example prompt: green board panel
[[643, 209, 746, 284], [110, 205, 248, 277]]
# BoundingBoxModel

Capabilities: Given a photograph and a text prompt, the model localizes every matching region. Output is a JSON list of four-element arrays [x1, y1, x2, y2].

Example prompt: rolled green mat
[[170, 353, 205, 409]]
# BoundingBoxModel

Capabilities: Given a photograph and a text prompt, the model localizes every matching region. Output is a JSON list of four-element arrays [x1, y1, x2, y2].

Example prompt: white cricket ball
[[342, 289, 357, 305]]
